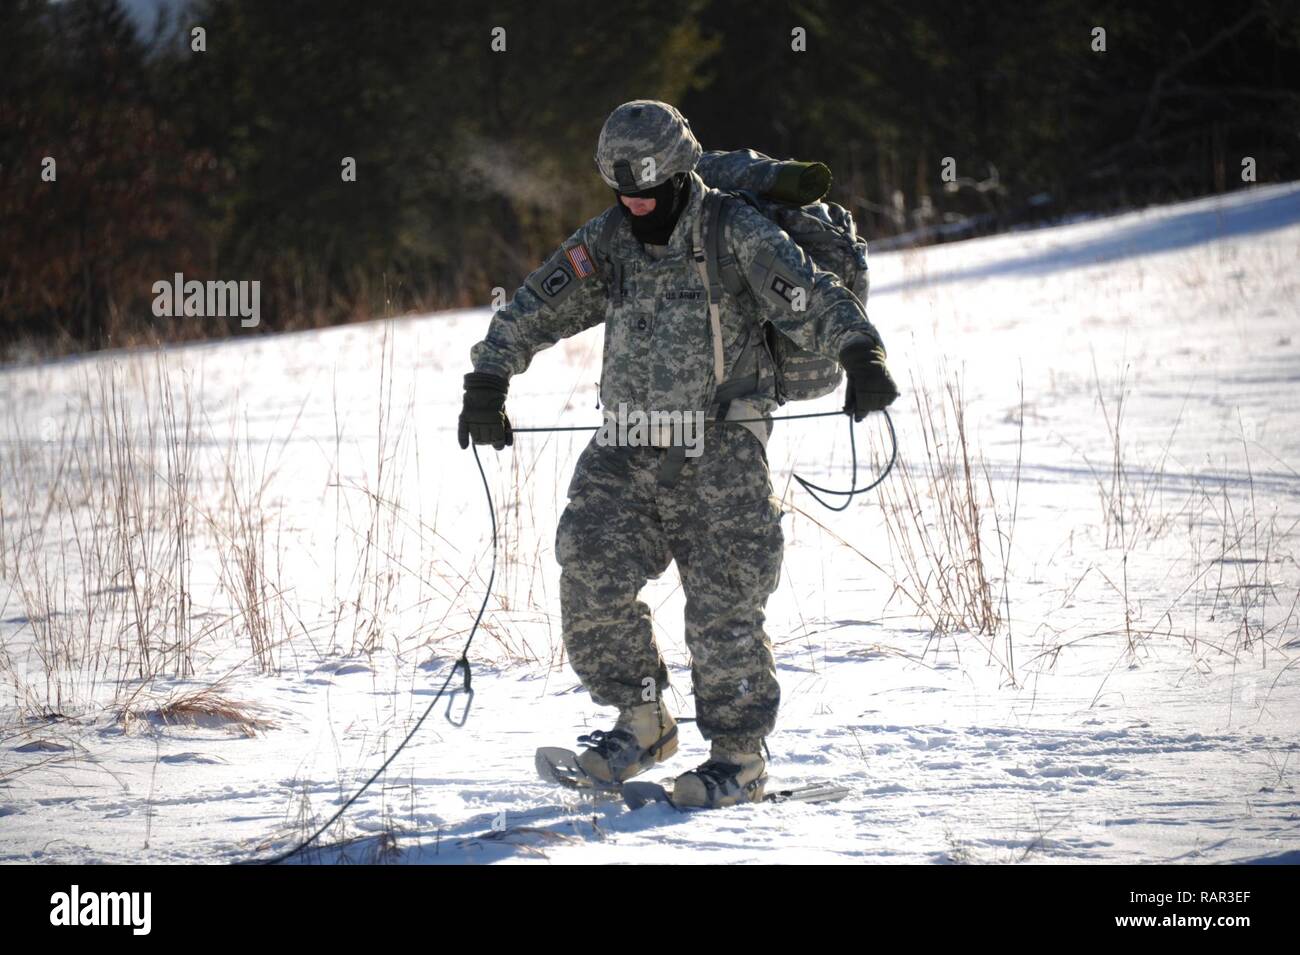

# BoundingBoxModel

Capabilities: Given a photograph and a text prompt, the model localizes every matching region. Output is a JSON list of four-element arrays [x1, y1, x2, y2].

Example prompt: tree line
[[2, 0, 1297, 355]]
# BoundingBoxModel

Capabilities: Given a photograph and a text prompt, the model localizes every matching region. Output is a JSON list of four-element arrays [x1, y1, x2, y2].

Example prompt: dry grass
[[117, 686, 275, 736], [876, 367, 1008, 646], [0, 326, 549, 724], [0, 353, 288, 713], [1, 360, 206, 711]]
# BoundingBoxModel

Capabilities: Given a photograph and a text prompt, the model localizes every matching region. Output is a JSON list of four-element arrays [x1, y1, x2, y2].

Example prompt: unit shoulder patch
[[527, 241, 598, 308], [542, 265, 571, 296]]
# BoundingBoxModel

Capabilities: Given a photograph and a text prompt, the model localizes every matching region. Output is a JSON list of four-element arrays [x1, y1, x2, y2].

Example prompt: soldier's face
[[619, 195, 657, 216]]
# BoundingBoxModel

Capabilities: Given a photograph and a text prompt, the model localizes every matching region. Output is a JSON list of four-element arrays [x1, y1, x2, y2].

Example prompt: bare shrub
[[877, 368, 1004, 642]]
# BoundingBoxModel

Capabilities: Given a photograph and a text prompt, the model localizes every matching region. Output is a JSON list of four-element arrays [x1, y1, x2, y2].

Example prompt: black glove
[[840, 341, 899, 421], [457, 372, 513, 450], [771, 161, 832, 205]]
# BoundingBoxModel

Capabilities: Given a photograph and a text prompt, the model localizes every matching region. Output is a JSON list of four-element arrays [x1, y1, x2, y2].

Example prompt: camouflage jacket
[[469, 169, 882, 427]]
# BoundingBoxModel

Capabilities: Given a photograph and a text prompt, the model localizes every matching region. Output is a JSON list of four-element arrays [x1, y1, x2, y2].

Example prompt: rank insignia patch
[[770, 275, 797, 303]]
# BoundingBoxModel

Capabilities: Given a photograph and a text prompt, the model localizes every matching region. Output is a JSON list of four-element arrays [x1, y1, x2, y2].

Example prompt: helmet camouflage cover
[[595, 100, 703, 192]]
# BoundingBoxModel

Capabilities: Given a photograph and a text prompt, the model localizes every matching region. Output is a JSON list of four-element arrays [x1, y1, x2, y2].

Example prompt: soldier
[[458, 100, 898, 807]]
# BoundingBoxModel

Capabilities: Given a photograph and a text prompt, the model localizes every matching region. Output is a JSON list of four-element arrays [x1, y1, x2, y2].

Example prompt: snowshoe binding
[[671, 747, 767, 808], [536, 699, 677, 791]]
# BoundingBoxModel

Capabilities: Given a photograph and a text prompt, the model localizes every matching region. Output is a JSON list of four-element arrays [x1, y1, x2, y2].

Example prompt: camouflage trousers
[[556, 423, 783, 753]]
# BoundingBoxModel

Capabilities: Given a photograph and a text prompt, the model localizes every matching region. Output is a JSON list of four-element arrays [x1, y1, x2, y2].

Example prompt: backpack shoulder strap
[[594, 206, 626, 306], [701, 191, 770, 418], [706, 193, 751, 300], [693, 191, 728, 384], [595, 205, 623, 254], [696, 191, 727, 301]]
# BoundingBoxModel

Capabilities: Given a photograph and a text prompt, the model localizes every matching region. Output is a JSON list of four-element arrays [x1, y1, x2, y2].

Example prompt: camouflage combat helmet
[[595, 100, 702, 192]]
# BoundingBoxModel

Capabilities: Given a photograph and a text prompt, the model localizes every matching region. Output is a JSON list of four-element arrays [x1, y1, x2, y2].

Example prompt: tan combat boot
[[671, 743, 767, 808], [575, 699, 678, 784]]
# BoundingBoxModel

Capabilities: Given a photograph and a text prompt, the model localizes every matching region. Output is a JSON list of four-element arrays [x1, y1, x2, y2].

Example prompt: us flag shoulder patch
[[565, 243, 595, 279]]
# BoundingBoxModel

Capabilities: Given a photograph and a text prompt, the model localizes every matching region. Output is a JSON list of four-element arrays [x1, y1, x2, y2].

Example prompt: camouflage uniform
[[470, 130, 882, 753], [554, 422, 780, 753]]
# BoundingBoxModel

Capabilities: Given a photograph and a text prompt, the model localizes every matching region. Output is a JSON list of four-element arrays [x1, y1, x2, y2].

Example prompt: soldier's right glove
[[458, 372, 513, 450], [771, 161, 832, 205], [840, 341, 899, 421]]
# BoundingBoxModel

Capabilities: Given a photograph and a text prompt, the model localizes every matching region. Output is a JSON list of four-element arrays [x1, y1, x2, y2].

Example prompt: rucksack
[[591, 178, 870, 408], [702, 189, 870, 404]]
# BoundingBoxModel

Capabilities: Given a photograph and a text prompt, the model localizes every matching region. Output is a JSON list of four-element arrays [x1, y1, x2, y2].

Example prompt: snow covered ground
[[1, 183, 1298, 864]]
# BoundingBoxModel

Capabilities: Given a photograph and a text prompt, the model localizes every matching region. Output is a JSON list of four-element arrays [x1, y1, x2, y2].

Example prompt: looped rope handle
[[445, 656, 474, 727]]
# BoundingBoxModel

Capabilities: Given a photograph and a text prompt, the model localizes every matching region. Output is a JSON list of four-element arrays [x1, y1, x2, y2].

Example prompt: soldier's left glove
[[458, 372, 513, 450], [840, 341, 899, 421], [771, 161, 832, 205]]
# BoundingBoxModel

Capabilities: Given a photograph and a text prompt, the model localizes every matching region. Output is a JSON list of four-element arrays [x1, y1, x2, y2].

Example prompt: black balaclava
[[615, 172, 690, 245]]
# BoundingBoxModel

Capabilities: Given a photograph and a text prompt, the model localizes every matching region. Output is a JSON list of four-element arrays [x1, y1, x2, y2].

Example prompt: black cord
[[791, 409, 898, 512], [511, 408, 864, 432], [248, 442, 496, 865], [516, 406, 898, 511]]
